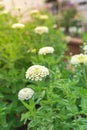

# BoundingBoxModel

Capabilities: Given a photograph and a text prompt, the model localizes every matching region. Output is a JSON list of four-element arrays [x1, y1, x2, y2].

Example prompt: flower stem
[[83, 66, 87, 89], [21, 101, 30, 111]]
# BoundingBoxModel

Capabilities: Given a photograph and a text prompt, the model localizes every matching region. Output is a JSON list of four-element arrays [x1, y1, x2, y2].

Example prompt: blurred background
[[1, 0, 87, 30]]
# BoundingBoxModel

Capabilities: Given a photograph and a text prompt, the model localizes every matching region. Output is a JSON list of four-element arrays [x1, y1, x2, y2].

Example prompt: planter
[[66, 37, 83, 55]]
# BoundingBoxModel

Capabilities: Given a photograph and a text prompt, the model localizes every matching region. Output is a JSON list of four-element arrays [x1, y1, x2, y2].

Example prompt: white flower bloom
[[30, 9, 40, 16], [38, 46, 54, 55], [78, 28, 83, 34], [0, 10, 8, 15], [18, 88, 34, 101], [11, 23, 25, 29], [59, 27, 65, 32], [69, 27, 77, 34], [34, 26, 49, 35], [70, 55, 79, 64], [26, 65, 49, 81], [83, 45, 87, 52], [62, 36, 71, 43], [39, 15, 49, 20], [53, 24, 57, 29], [70, 54, 87, 64]]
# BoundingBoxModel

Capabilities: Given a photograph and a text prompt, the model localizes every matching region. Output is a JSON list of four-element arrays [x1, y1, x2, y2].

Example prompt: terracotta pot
[[66, 37, 83, 55]]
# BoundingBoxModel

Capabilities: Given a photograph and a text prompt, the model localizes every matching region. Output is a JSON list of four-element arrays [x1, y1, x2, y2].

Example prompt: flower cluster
[[78, 28, 83, 34], [11, 23, 25, 29], [38, 46, 54, 55], [34, 26, 49, 35], [39, 15, 48, 20], [62, 36, 71, 43], [83, 45, 87, 53], [26, 65, 49, 81], [70, 54, 87, 65], [69, 27, 83, 34], [18, 88, 34, 101], [69, 27, 77, 34], [30, 9, 40, 18], [30, 9, 40, 15], [0, 10, 8, 15], [59, 27, 65, 32]]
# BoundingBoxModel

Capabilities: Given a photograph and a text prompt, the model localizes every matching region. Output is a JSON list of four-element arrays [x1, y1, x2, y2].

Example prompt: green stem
[[22, 99, 35, 114], [83, 66, 87, 89], [21, 101, 30, 111], [40, 35, 43, 44]]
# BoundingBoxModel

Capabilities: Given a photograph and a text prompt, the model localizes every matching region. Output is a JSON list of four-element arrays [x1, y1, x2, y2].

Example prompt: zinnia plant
[[2, 5, 87, 130]]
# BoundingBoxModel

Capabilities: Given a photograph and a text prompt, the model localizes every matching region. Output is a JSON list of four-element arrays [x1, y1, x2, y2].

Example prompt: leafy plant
[[0, 9, 66, 130]]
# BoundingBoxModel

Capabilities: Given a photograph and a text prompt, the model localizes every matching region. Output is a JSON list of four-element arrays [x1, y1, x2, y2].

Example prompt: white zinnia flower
[[70, 54, 87, 65], [11, 23, 25, 29], [34, 26, 49, 35], [69, 27, 77, 34], [62, 36, 71, 43], [39, 15, 48, 20], [83, 45, 87, 52], [38, 46, 54, 55], [0, 10, 8, 15], [78, 28, 83, 34], [53, 24, 57, 29], [18, 88, 34, 101], [26, 65, 49, 81], [59, 27, 65, 32], [30, 9, 40, 16]]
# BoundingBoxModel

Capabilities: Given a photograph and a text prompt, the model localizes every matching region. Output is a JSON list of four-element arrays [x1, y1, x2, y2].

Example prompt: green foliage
[[0, 10, 66, 130], [57, 5, 77, 32], [21, 61, 87, 130], [0, 7, 86, 130], [82, 33, 87, 43], [62, 7, 77, 28]]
